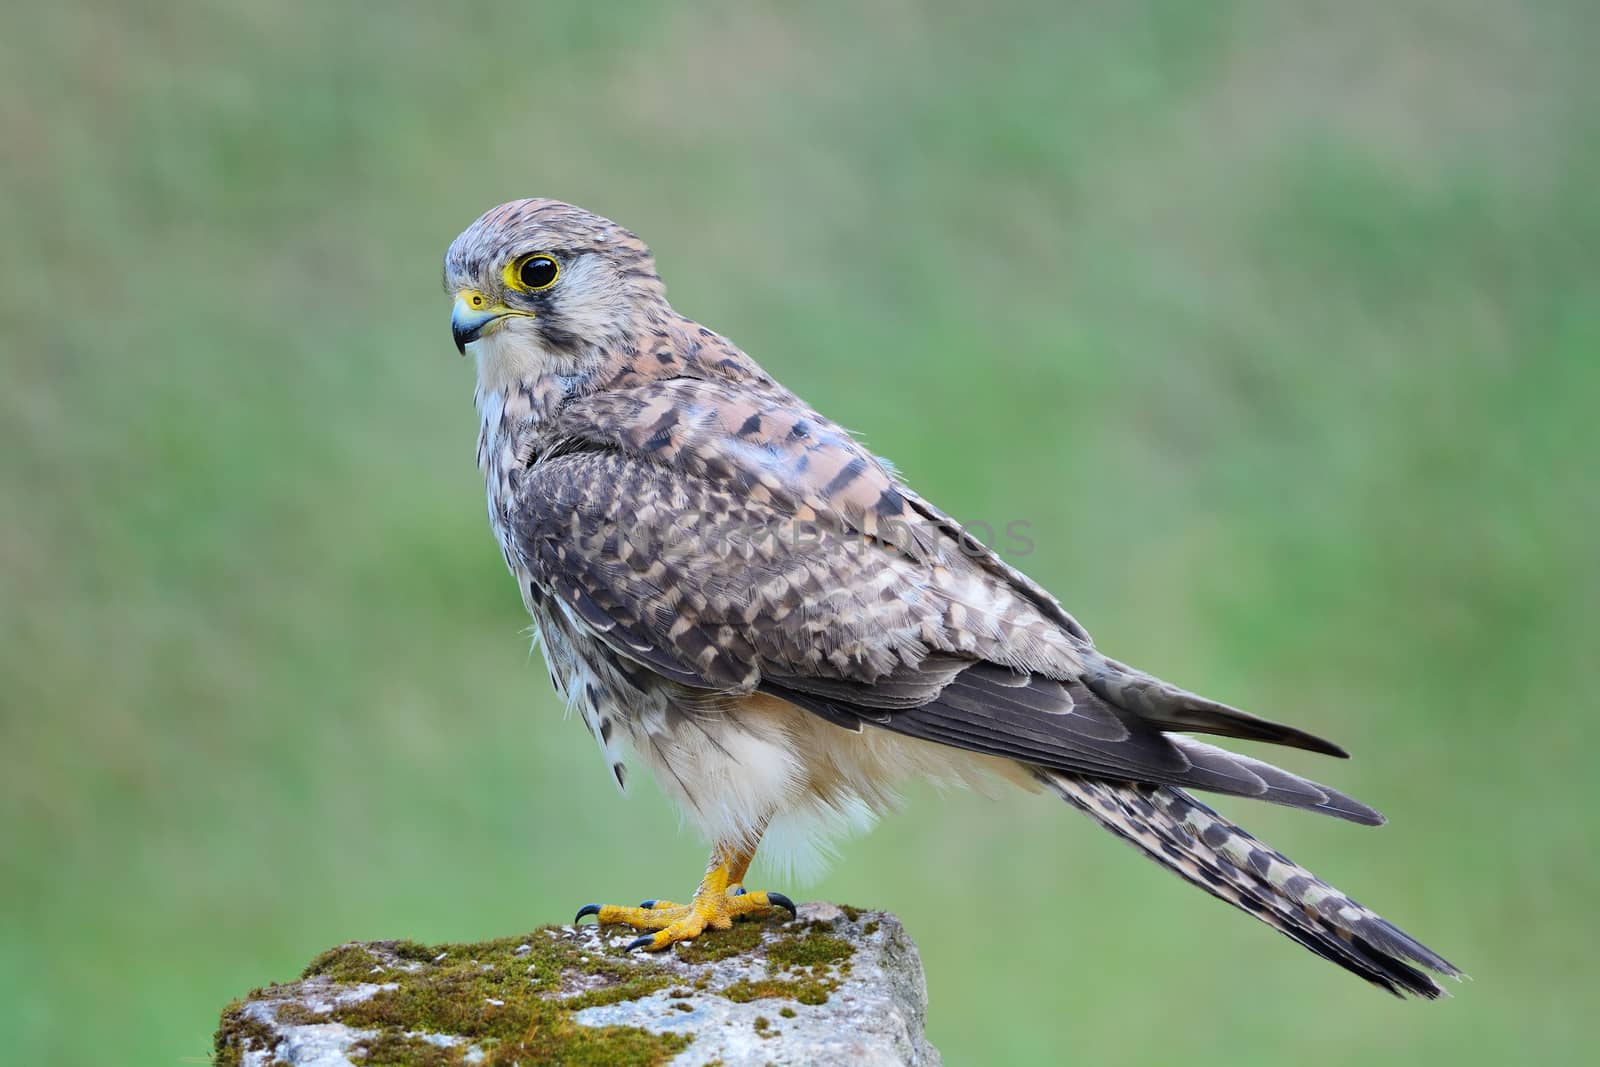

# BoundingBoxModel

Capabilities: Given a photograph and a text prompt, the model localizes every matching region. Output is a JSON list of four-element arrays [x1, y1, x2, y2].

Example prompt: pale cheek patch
[[549, 256, 635, 342], [474, 323, 557, 397]]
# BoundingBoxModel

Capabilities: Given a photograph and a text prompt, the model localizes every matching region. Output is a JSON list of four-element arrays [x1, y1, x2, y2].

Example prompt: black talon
[[639, 899, 657, 909], [767, 892, 797, 918], [574, 904, 601, 924], [625, 934, 657, 952]]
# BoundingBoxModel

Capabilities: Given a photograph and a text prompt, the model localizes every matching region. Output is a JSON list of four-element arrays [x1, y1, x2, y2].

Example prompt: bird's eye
[[510, 254, 560, 292]]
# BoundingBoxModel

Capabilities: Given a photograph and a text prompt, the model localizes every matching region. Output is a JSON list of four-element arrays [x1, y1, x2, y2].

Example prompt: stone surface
[[215, 902, 940, 1067]]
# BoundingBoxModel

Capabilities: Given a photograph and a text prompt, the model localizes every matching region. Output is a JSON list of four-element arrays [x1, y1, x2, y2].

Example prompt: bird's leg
[[635, 838, 761, 910], [574, 837, 795, 951], [723, 840, 756, 896]]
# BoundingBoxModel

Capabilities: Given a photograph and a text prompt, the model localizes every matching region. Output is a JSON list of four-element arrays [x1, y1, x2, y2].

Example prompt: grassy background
[[3, 1, 1596, 1063]]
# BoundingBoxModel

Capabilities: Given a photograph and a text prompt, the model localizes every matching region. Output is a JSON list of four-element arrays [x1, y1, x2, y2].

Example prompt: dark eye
[[516, 254, 559, 291]]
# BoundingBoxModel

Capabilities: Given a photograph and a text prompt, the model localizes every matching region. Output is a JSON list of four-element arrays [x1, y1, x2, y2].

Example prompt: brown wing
[[509, 447, 989, 695], [511, 377, 1376, 821]]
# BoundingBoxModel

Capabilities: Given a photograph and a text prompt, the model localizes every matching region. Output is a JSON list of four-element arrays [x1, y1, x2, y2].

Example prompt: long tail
[[1037, 770, 1462, 998]]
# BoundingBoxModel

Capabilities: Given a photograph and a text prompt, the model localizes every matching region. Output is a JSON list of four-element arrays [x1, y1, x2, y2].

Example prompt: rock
[[215, 902, 940, 1066]]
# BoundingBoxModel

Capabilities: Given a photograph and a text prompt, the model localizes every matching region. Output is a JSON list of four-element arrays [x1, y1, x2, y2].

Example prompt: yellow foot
[[575, 884, 796, 951]]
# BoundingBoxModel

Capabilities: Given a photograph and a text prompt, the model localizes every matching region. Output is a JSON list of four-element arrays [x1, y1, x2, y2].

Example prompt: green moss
[[722, 977, 833, 1006], [752, 1015, 777, 1039], [778, 1007, 797, 1019], [302, 944, 386, 983], [673, 921, 765, 963], [710, 918, 860, 1007], [564, 974, 675, 1012], [213, 999, 277, 1067], [288, 929, 688, 1066], [493, 1022, 683, 1067], [839, 905, 865, 921], [765, 931, 854, 971], [349, 1033, 458, 1066], [391, 940, 442, 963], [273, 1002, 329, 1026], [861, 921, 880, 937]]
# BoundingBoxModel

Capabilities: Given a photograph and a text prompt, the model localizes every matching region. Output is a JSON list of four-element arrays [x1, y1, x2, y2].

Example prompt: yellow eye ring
[[506, 253, 560, 292]]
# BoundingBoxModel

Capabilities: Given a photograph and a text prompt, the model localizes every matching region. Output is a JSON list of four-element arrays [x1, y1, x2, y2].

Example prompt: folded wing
[[512, 397, 1374, 824]]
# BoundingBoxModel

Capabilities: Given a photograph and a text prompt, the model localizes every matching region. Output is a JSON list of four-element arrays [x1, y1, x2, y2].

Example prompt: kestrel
[[442, 198, 1460, 997]]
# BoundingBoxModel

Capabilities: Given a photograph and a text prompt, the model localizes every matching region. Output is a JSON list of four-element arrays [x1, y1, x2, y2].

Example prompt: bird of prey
[[442, 198, 1460, 997]]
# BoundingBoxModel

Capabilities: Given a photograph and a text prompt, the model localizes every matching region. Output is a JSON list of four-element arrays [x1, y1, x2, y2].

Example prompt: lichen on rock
[[214, 902, 939, 1066]]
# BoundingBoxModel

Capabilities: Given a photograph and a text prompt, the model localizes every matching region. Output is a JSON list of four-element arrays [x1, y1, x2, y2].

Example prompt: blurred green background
[[3, 1, 1596, 1064]]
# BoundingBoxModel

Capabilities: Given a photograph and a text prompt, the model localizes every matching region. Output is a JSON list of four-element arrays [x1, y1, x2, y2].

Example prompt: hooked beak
[[451, 291, 526, 355]]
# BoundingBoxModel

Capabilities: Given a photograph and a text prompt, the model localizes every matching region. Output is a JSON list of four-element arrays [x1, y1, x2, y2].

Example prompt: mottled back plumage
[[443, 198, 1460, 995]]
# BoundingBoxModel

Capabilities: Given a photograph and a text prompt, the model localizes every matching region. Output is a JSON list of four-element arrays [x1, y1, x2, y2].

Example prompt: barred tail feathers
[[1036, 770, 1461, 998]]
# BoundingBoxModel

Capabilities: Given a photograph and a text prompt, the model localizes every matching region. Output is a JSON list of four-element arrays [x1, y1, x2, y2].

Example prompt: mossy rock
[[214, 902, 939, 1066]]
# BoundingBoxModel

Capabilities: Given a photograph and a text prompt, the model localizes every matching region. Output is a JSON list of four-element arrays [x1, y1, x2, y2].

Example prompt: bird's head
[[443, 198, 665, 373]]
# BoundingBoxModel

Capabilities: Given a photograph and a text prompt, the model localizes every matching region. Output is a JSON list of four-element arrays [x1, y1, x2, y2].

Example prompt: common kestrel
[[442, 198, 1459, 997]]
